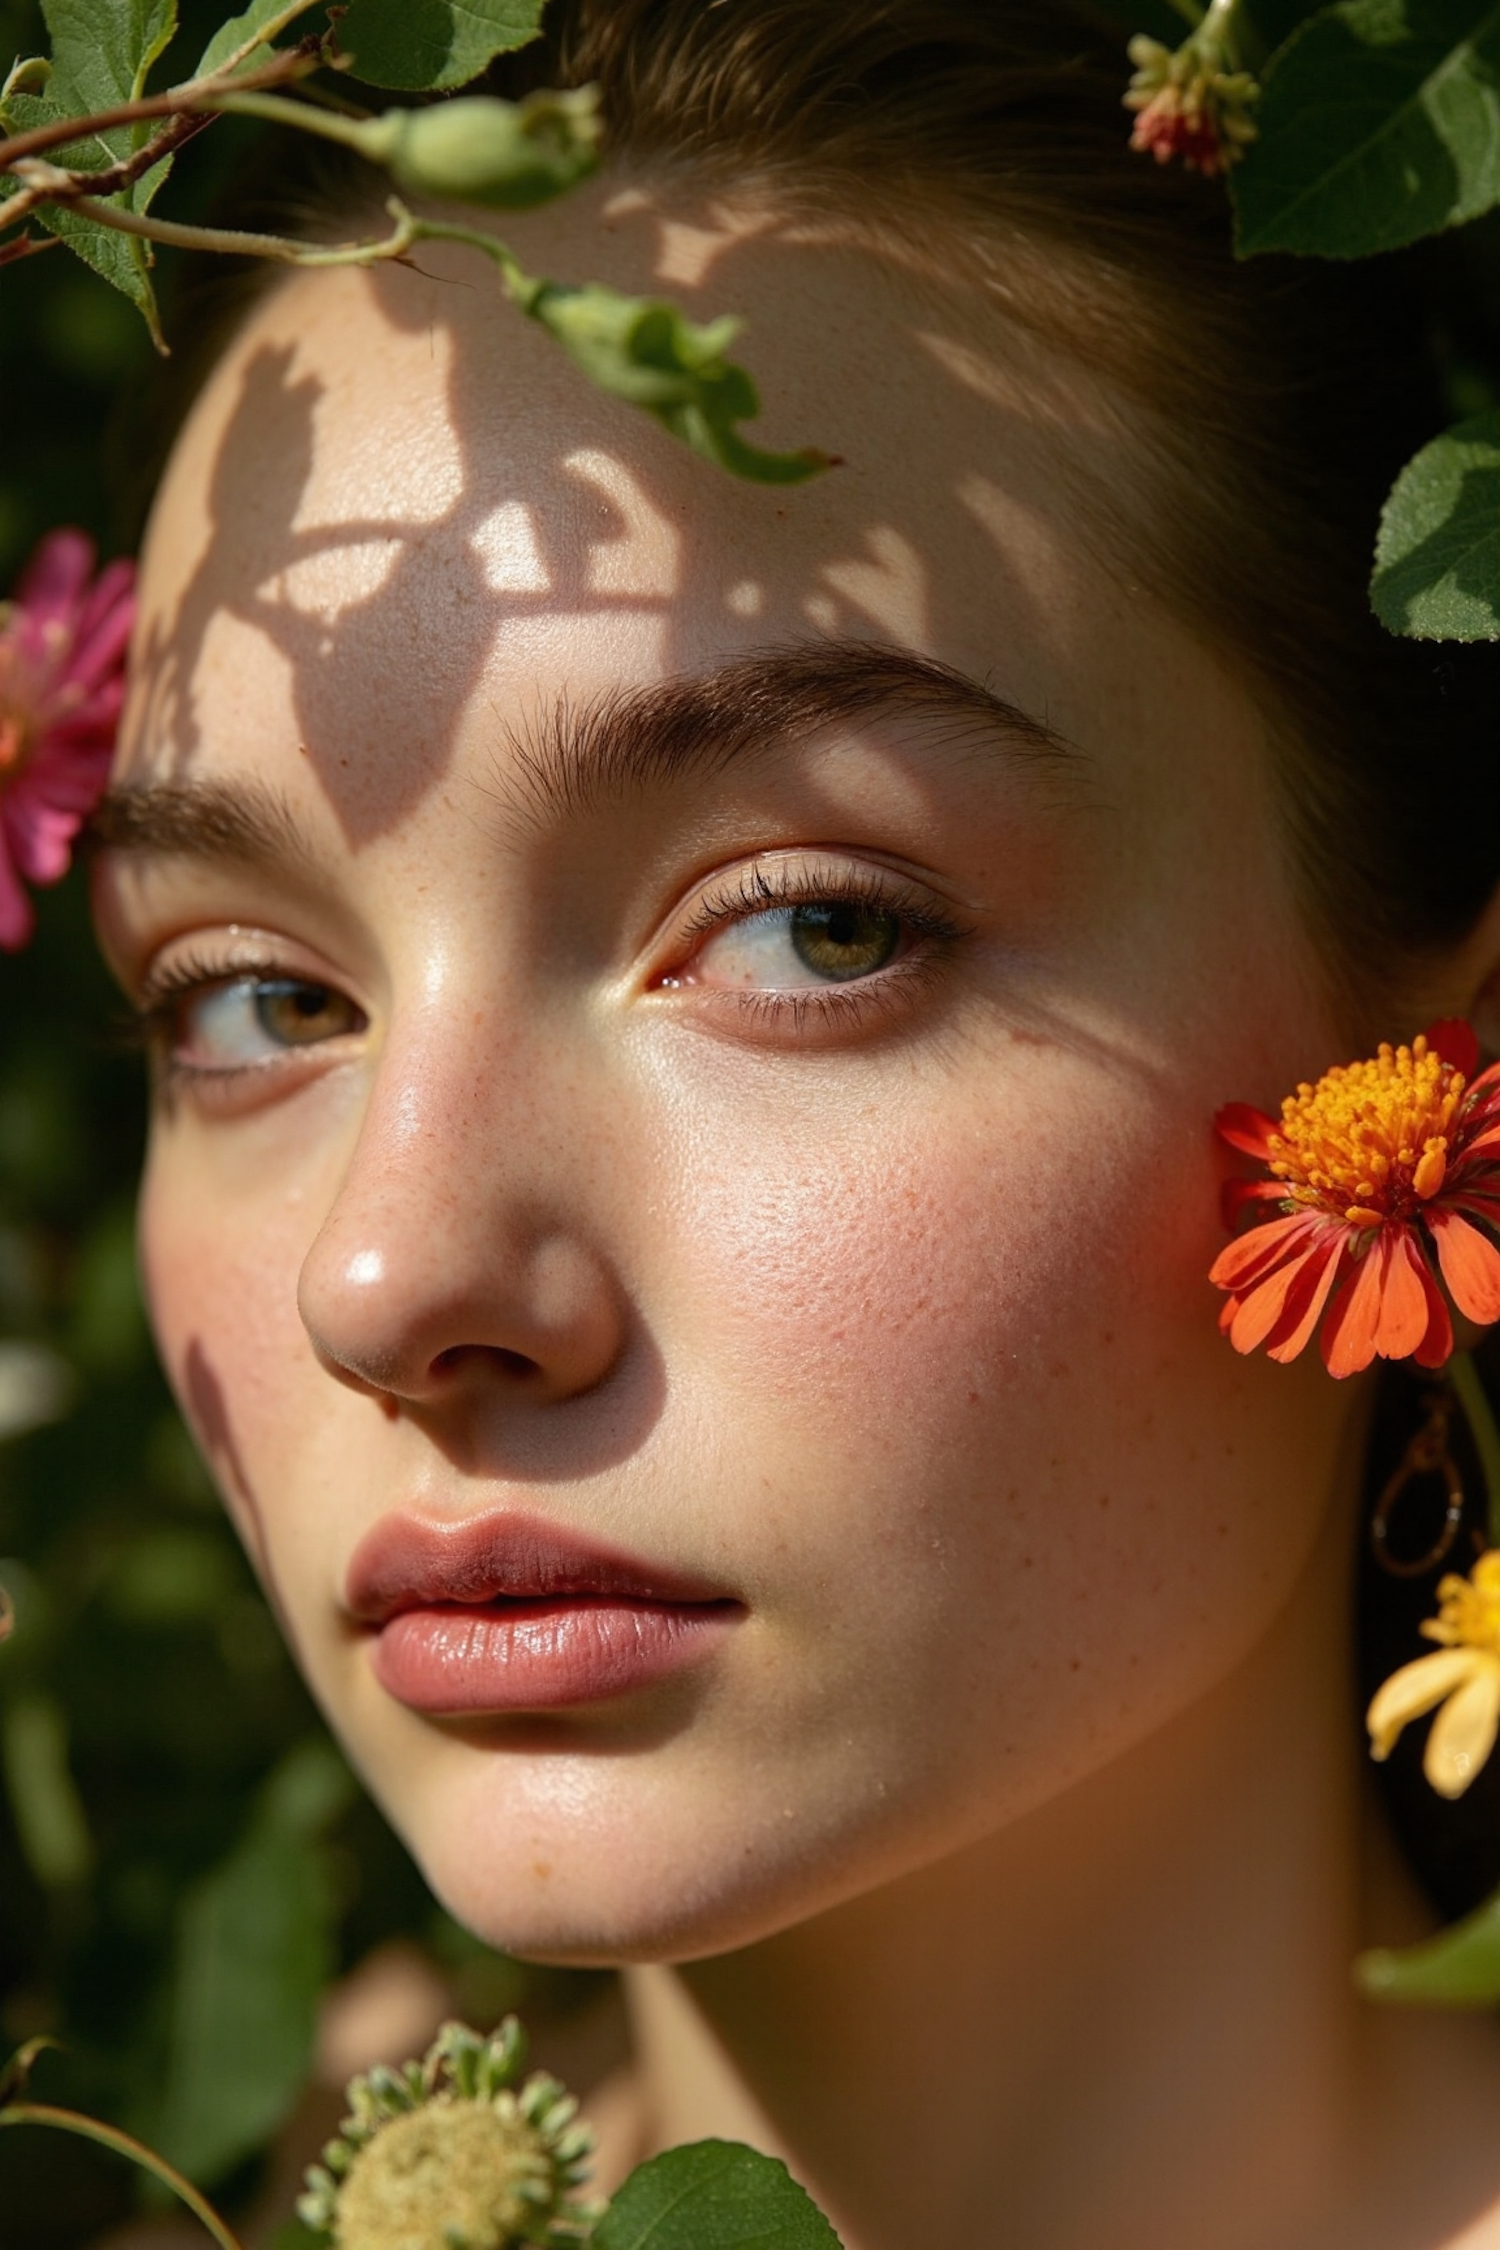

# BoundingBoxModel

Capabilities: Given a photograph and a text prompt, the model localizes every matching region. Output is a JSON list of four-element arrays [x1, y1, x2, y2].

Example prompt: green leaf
[[518, 277, 833, 485], [1370, 407, 1500, 638], [595, 2141, 845, 2250], [195, 0, 326, 80], [1233, 0, 1500, 257], [1358, 1877, 1500, 2002], [150, 1739, 354, 2186], [26, 0, 178, 340], [41, 0, 176, 115], [337, 0, 545, 91]]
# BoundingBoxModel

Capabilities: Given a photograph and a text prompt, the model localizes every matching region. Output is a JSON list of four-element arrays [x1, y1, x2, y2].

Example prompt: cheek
[[654, 1042, 1344, 1790]]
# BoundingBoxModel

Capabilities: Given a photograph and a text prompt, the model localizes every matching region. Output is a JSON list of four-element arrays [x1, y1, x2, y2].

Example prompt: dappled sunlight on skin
[[120, 179, 1188, 854]]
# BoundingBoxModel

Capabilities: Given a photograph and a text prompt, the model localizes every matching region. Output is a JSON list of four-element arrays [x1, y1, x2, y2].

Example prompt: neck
[[624, 1488, 1500, 2250]]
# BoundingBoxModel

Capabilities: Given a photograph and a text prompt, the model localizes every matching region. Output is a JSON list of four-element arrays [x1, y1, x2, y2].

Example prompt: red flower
[[1211, 1023, 1500, 1378], [1123, 29, 1259, 179], [0, 529, 134, 951]]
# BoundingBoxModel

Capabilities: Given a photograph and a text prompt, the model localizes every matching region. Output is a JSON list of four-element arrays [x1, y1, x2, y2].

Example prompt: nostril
[[432, 1343, 540, 1380]]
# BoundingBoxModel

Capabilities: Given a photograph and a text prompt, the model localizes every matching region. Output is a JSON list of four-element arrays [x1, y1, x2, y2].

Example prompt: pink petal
[[0, 833, 37, 951], [15, 528, 95, 628], [1427, 1206, 1500, 1325]]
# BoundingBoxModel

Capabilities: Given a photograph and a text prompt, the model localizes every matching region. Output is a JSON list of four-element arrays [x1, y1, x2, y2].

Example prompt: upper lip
[[345, 1508, 734, 1626]]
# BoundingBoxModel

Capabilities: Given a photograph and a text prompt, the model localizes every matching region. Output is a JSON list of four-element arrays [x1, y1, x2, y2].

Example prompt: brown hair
[[469, 0, 1498, 1024]]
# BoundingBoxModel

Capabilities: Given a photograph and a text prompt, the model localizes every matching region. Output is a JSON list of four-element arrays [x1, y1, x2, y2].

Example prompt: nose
[[296, 1033, 628, 1412]]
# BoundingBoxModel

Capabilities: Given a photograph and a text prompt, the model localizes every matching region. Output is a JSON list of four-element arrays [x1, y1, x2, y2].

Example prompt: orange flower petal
[[1209, 1211, 1324, 1294], [1320, 1239, 1388, 1378], [1214, 1102, 1278, 1158], [1373, 1227, 1439, 1362], [1264, 1235, 1346, 1363], [1228, 1243, 1330, 1354], [1427, 1206, 1500, 1326]]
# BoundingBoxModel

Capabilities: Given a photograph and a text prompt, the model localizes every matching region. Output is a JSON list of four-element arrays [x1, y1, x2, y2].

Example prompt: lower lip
[[369, 1597, 739, 1714]]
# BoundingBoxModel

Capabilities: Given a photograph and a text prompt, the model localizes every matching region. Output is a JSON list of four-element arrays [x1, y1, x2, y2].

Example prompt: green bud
[[2, 55, 51, 102], [356, 87, 601, 211]]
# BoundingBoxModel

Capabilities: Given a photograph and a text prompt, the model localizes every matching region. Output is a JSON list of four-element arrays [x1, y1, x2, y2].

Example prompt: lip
[[346, 1509, 742, 1715]]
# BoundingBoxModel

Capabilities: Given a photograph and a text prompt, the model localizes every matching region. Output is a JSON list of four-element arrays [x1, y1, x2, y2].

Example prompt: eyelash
[[129, 949, 335, 1088], [664, 859, 973, 1028]]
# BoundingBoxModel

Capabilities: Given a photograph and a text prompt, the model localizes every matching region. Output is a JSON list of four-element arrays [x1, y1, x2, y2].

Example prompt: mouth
[[345, 1509, 743, 1716]]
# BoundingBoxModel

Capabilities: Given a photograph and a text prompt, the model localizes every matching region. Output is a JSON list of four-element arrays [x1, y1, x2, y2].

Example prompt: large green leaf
[[1371, 407, 1500, 637], [337, 0, 544, 90], [1233, 0, 1500, 257], [198, 0, 542, 88], [595, 2142, 845, 2250], [27, 0, 178, 337], [42, 0, 176, 114], [150, 1739, 354, 2186]]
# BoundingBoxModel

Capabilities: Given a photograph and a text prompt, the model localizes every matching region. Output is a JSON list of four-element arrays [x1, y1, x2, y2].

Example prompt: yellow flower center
[[332, 2097, 556, 2250], [1424, 1550, 1500, 1656], [1267, 1034, 1466, 1229]]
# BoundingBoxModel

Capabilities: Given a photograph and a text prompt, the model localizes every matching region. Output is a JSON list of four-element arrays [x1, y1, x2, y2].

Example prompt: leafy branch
[[0, 0, 830, 482]]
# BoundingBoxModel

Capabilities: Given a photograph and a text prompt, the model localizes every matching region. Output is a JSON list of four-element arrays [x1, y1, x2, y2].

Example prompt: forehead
[[123, 181, 1273, 880]]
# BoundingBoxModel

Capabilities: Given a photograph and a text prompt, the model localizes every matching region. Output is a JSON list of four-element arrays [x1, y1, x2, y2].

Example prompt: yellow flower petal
[[1366, 1647, 1482, 1761], [1424, 1658, 1500, 1798]]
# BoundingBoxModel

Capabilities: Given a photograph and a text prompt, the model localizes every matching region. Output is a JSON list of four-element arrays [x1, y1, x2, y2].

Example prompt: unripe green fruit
[[356, 90, 600, 211]]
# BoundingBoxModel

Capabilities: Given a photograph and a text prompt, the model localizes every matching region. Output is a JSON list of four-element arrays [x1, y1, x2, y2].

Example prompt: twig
[[0, 46, 314, 170]]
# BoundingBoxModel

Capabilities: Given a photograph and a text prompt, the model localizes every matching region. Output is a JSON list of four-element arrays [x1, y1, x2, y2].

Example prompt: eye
[[141, 962, 366, 1078], [656, 855, 971, 1007], [689, 898, 904, 989]]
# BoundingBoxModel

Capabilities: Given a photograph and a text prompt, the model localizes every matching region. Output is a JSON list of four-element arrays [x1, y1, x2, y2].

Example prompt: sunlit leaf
[[1234, 0, 1500, 257], [22, 0, 179, 339], [337, 0, 545, 91], [595, 2141, 845, 2250], [1371, 407, 1500, 638], [519, 278, 833, 485], [151, 1740, 354, 2186], [195, 0, 325, 79]]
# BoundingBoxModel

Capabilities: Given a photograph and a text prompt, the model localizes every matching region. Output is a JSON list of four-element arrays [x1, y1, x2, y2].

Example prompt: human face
[[96, 184, 1354, 1963]]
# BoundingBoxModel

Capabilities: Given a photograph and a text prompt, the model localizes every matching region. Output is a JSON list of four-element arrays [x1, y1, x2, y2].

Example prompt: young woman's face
[[97, 188, 1356, 1961]]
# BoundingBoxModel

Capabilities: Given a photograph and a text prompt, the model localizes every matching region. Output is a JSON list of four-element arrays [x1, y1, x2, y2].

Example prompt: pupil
[[789, 902, 900, 982], [257, 980, 336, 1041]]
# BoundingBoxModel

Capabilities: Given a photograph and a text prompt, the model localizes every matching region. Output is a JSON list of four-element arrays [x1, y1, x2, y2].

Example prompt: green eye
[[788, 903, 902, 982]]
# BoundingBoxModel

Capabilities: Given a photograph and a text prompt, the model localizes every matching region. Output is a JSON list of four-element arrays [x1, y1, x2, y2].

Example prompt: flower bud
[[356, 88, 601, 210]]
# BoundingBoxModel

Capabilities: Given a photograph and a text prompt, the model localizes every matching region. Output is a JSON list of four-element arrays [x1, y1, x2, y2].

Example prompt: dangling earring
[[1370, 1383, 1476, 1577]]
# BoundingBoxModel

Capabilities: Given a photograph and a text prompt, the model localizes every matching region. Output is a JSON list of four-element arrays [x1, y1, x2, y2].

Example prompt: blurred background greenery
[[1, 6, 610, 2241]]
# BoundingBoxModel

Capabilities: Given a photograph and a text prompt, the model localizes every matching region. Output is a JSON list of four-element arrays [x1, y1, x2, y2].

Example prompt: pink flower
[[0, 529, 134, 951]]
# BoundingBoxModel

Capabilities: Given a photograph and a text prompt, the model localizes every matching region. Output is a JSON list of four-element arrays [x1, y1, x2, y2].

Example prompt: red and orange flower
[[1211, 1024, 1500, 1377]]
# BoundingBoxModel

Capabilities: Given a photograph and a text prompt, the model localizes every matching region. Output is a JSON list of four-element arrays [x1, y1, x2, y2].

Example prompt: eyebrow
[[92, 639, 1083, 864], [91, 771, 320, 873]]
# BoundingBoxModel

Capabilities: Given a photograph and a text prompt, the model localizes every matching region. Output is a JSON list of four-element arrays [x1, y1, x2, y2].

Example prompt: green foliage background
[[0, 9, 595, 2244]]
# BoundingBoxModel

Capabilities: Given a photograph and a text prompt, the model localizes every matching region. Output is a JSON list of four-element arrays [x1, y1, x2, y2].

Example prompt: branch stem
[[0, 2104, 245, 2250], [1448, 1351, 1500, 1549]]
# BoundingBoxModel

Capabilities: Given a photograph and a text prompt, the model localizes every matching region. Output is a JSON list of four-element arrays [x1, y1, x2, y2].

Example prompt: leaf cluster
[[1222, 0, 1500, 635], [0, 0, 829, 483]]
